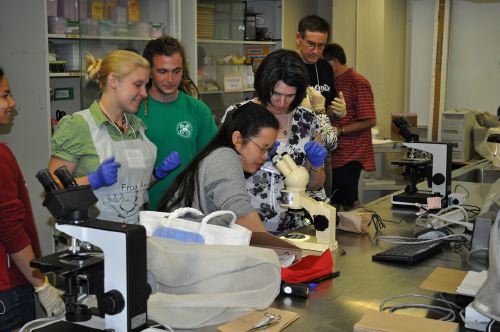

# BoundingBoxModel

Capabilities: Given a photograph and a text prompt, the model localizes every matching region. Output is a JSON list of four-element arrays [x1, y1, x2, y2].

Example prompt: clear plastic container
[[48, 16, 67, 34], [98, 20, 113, 36], [150, 22, 164, 38]]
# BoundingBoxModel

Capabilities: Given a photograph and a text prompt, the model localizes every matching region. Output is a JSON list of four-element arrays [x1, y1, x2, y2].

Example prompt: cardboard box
[[353, 309, 459, 332], [250, 232, 302, 261]]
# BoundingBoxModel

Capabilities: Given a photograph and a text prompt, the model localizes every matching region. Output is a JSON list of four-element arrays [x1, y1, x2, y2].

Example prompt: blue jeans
[[0, 284, 35, 332]]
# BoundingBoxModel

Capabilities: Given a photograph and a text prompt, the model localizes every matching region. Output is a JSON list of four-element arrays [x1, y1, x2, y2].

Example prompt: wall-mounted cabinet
[[47, 0, 177, 127], [180, 0, 283, 121]]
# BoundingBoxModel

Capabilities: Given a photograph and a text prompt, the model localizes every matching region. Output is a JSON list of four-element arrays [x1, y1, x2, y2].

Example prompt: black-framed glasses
[[303, 39, 326, 50], [245, 136, 272, 155]]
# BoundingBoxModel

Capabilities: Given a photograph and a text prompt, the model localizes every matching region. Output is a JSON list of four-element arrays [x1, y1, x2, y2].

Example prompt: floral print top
[[224, 101, 323, 232]]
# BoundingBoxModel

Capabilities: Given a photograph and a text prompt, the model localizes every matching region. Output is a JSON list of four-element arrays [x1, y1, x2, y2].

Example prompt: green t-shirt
[[51, 100, 145, 177], [137, 91, 217, 210]]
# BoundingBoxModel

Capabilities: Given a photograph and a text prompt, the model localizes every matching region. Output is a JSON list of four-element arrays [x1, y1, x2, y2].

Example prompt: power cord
[[379, 293, 464, 322], [376, 233, 468, 245]]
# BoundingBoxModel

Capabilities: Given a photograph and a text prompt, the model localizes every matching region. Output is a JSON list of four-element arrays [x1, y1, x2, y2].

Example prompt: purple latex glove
[[267, 141, 280, 161], [154, 151, 181, 179], [304, 141, 327, 168], [88, 156, 121, 190]]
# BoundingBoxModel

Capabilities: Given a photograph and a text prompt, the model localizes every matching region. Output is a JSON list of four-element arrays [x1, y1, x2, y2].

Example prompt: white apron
[[79, 109, 156, 224]]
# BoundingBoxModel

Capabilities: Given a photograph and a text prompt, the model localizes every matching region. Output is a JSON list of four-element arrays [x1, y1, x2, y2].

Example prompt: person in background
[[137, 36, 218, 210], [0, 67, 64, 331], [323, 43, 377, 210], [296, 15, 346, 199], [49, 50, 180, 224], [223, 49, 327, 233], [159, 102, 278, 232]]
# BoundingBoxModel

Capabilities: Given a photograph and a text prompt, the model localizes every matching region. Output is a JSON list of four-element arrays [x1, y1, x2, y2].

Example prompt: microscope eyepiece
[[36, 169, 60, 193], [54, 165, 78, 188]]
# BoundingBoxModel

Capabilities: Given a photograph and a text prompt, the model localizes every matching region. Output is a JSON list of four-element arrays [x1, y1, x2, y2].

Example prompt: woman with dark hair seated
[[158, 102, 279, 232]]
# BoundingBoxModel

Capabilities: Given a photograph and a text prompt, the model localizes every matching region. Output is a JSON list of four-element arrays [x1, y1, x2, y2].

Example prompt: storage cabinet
[[47, 0, 177, 125], [187, 0, 283, 121], [441, 109, 476, 163]]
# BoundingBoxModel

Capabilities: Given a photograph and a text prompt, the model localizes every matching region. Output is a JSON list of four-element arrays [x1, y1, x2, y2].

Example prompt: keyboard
[[372, 240, 444, 265]]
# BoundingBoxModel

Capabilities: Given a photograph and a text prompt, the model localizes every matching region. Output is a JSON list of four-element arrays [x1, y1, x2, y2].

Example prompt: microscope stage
[[30, 249, 103, 275]]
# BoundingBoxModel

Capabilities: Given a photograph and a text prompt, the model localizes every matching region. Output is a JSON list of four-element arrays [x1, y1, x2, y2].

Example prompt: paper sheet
[[456, 270, 488, 296]]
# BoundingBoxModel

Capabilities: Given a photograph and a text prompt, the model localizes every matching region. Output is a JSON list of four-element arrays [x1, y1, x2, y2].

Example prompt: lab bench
[[192, 159, 498, 332]]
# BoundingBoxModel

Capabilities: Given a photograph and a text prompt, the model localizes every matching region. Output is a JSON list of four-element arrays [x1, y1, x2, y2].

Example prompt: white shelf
[[199, 88, 254, 95], [198, 39, 278, 45], [48, 33, 152, 41], [48, 33, 79, 39], [49, 72, 81, 78]]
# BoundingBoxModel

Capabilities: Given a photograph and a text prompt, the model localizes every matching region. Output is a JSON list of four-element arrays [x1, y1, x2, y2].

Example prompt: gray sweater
[[190, 147, 255, 219]]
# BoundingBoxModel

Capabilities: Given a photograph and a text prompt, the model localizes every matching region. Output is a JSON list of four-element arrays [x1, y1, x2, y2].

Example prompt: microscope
[[30, 167, 150, 332], [272, 154, 337, 252], [390, 117, 453, 208], [390, 142, 453, 208]]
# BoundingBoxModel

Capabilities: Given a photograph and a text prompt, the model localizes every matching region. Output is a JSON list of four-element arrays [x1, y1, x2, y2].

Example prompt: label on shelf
[[91, 0, 104, 20], [224, 74, 243, 92]]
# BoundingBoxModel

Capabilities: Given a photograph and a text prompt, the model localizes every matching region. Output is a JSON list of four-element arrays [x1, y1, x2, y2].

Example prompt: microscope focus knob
[[313, 215, 329, 231], [432, 172, 445, 185], [98, 289, 125, 315]]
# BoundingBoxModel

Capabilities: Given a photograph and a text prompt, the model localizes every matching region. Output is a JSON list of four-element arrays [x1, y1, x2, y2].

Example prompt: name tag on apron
[[124, 149, 146, 168]]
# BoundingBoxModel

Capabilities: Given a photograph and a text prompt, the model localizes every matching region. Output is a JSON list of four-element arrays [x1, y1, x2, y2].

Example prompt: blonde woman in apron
[[49, 50, 180, 224]]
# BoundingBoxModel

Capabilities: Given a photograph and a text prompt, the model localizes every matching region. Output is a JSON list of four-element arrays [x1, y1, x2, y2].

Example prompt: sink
[[452, 168, 500, 184]]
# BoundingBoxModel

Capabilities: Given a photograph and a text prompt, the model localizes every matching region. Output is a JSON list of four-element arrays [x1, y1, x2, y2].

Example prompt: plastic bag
[[147, 237, 281, 328], [140, 208, 252, 245]]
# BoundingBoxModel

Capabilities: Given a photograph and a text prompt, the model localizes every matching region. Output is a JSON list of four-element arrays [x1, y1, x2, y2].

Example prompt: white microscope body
[[273, 154, 337, 251]]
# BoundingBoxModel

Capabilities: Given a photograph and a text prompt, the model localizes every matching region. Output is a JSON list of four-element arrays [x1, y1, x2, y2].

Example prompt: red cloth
[[0, 143, 41, 291], [281, 250, 334, 284], [332, 68, 376, 171]]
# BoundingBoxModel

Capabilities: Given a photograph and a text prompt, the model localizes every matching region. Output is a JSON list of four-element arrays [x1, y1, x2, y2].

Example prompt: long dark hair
[[158, 102, 279, 211]]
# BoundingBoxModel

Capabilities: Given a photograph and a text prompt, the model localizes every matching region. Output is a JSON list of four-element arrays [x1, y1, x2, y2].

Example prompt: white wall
[[407, 0, 435, 127], [0, 0, 54, 255], [408, 0, 500, 130], [333, 0, 408, 138], [446, 0, 500, 114]]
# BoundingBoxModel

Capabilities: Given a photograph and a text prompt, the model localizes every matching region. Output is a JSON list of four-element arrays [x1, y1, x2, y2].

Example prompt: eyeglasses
[[271, 91, 296, 99], [245, 136, 272, 155], [303, 39, 326, 51]]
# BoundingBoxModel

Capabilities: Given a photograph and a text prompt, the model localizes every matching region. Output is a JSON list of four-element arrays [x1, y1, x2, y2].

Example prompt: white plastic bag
[[140, 208, 252, 245], [146, 237, 281, 328]]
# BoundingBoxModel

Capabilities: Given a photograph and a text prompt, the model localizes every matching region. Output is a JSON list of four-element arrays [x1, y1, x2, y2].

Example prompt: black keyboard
[[372, 240, 444, 265]]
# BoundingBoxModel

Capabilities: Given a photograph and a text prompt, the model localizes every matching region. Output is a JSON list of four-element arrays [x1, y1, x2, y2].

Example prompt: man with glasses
[[296, 15, 346, 201]]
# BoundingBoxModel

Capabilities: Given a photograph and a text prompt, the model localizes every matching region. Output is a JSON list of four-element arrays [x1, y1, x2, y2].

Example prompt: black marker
[[307, 271, 341, 284]]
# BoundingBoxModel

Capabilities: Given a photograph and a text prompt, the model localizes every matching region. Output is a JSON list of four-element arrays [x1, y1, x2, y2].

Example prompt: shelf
[[49, 72, 81, 78], [198, 39, 278, 45], [199, 88, 254, 95], [48, 33, 152, 41], [48, 33, 79, 39]]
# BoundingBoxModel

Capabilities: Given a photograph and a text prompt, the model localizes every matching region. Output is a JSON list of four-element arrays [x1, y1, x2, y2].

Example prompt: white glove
[[330, 91, 347, 119], [301, 86, 326, 114], [35, 277, 65, 317], [475, 111, 500, 128]]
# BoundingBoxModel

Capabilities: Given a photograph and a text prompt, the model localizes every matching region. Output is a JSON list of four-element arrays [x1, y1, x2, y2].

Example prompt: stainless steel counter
[[192, 159, 500, 332]]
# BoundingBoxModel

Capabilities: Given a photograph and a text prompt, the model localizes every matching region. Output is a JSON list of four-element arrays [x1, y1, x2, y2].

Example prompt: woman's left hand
[[155, 151, 181, 179], [304, 141, 327, 168]]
